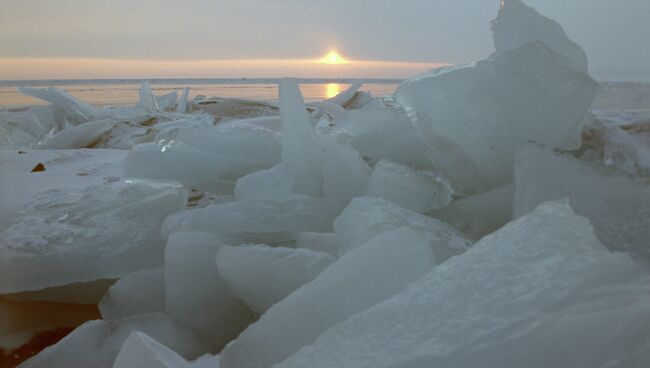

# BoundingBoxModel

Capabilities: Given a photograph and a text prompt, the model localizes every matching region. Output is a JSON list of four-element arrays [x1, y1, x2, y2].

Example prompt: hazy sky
[[0, 0, 648, 80]]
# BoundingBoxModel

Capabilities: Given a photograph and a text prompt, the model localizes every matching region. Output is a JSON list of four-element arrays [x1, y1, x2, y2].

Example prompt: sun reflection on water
[[326, 83, 343, 98]]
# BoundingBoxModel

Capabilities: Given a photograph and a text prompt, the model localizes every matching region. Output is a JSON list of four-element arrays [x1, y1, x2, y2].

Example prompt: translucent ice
[[295, 232, 339, 256], [366, 159, 452, 213], [18, 86, 99, 124], [280, 79, 323, 196], [233, 164, 294, 201], [36, 119, 115, 149], [0, 178, 187, 294], [165, 231, 252, 350], [162, 195, 342, 245], [19, 313, 208, 368], [114, 331, 193, 368], [433, 183, 514, 241], [321, 135, 371, 202], [395, 42, 598, 195], [216, 244, 335, 314], [219, 227, 434, 368], [139, 82, 161, 113], [514, 144, 650, 264], [99, 267, 165, 320], [124, 124, 280, 194], [277, 201, 650, 368], [333, 197, 470, 262], [492, 0, 588, 73]]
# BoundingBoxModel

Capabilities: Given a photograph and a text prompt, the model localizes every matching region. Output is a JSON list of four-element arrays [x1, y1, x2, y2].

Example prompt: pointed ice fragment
[[492, 0, 588, 73], [17, 87, 98, 124], [177, 88, 190, 114], [280, 79, 323, 196], [139, 81, 160, 113], [114, 331, 193, 368]]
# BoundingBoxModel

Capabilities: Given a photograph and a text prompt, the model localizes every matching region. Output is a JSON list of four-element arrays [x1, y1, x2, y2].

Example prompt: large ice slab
[[36, 119, 115, 149], [514, 144, 650, 264], [124, 124, 280, 194], [366, 159, 452, 213], [277, 201, 650, 368], [319, 106, 431, 169], [19, 313, 208, 368], [395, 42, 598, 195], [279, 79, 323, 196], [333, 197, 470, 262], [0, 178, 187, 293], [99, 267, 165, 320], [219, 227, 434, 368], [234, 164, 294, 201], [492, 0, 588, 73], [216, 244, 335, 314], [165, 231, 252, 350], [162, 195, 342, 245], [0, 148, 128, 230]]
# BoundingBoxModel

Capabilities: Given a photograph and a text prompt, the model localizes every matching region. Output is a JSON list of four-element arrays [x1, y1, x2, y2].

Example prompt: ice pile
[[1, 0, 649, 367]]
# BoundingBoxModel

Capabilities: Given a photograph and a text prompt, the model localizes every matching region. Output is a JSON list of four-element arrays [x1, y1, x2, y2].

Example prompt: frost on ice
[[0, 179, 187, 294]]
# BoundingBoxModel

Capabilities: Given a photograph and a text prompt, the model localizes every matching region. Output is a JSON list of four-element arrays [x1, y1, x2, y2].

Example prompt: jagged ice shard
[[279, 78, 323, 196], [276, 201, 650, 368], [395, 1, 598, 195]]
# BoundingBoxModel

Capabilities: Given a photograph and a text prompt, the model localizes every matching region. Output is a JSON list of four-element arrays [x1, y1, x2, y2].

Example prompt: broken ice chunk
[[234, 164, 294, 201], [333, 197, 470, 262], [18, 86, 99, 124], [99, 267, 165, 320], [36, 119, 115, 149], [492, 0, 588, 73], [162, 195, 343, 245], [177, 88, 190, 114], [139, 82, 161, 113], [216, 244, 335, 315], [295, 232, 339, 256], [324, 81, 362, 107], [514, 144, 650, 264], [366, 159, 452, 213], [280, 79, 323, 196], [277, 201, 650, 368], [19, 313, 208, 368], [165, 231, 252, 350], [114, 331, 193, 368], [433, 183, 514, 241], [395, 42, 598, 195], [0, 178, 187, 294], [320, 135, 371, 202], [219, 227, 434, 368]]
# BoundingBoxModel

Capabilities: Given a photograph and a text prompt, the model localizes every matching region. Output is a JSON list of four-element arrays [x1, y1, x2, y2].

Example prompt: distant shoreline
[[0, 78, 407, 87]]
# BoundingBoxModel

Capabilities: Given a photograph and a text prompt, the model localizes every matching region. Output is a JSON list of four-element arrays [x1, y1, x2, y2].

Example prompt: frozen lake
[[0, 79, 402, 108]]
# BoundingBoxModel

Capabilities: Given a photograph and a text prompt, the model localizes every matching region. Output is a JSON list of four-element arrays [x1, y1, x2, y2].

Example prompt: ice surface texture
[[395, 42, 597, 195], [165, 231, 252, 350], [99, 267, 164, 320], [19, 313, 207, 368], [277, 201, 650, 368], [162, 195, 343, 245], [0, 178, 187, 293], [515, 144, 650, 264], [219, 227, 434, 368], [334, 197, 470, 262], [216, 244, 335, 314]]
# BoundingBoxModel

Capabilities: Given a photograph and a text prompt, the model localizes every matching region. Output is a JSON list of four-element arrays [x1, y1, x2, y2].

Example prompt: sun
[[321, 51, 346, 65]]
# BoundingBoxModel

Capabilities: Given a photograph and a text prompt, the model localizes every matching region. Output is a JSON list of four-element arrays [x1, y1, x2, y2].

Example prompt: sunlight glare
[[326, 83, 343, 98], [321, 51, 346, 65]]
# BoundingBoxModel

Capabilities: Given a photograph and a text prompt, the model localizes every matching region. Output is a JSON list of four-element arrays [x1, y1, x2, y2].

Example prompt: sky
[[0, 0, 648, 80]]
